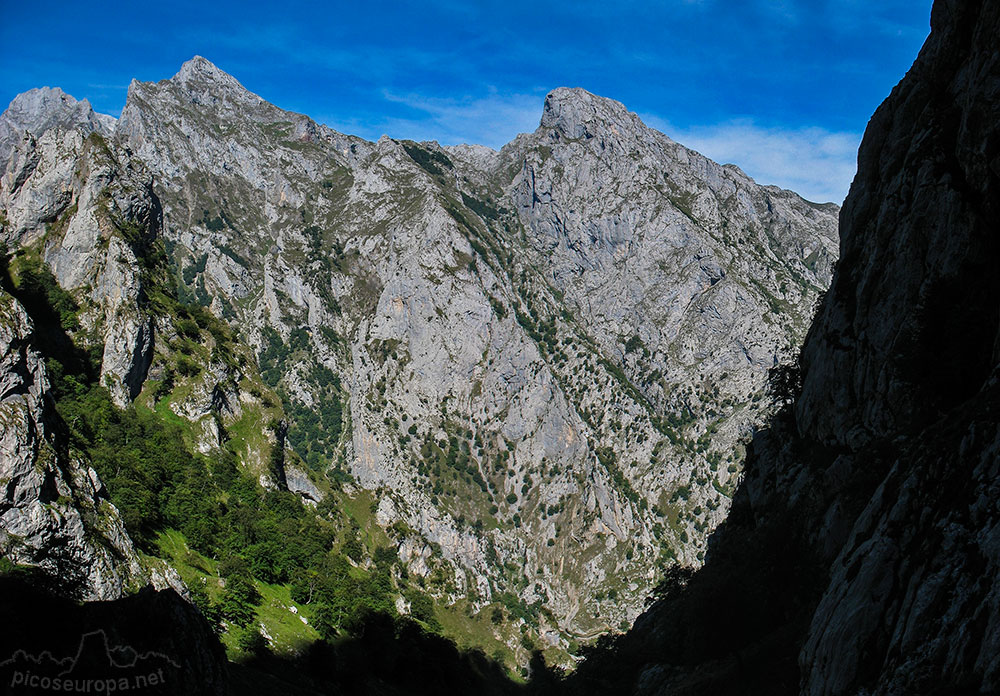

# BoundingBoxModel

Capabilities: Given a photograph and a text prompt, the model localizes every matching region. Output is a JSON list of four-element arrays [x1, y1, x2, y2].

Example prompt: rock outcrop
[[0, 87, 115, 172], [0, 55, 839, 651], [566, 1, 1000, 693], [0, 287, 142, 599], [0, 125, 159, 407], [2, 2, 994, 689], [794, 0, 1000, 690]]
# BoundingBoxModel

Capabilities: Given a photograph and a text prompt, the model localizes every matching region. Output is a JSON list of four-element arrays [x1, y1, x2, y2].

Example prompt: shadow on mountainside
[[557, 415, 837, 696], [226, 609, 527, 696], [3, 1, 997, 693], [0, 574, 526, 696], [556, 0, 1000, 693]]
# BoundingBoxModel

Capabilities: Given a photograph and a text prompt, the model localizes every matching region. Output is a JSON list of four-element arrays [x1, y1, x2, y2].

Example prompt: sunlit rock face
[[563, 1, 1000, 694], [0, 86, 115, 170], [1, 55, 836, 645], [0, 287, 143, 600]]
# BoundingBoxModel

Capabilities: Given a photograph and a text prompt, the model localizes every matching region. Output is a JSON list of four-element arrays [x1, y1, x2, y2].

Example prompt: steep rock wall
[[0, 288, 143, 599], [566, 1, 999, 693]]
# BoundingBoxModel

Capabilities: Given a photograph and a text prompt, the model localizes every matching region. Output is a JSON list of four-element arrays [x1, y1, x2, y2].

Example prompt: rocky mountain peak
[[5, 87, 94, 123], [1, 53, 840, 669], [564, 2, 1000, 693], [540, 86, 648, 141], [121, 56, 265, 130], [121, 55, 312, 140], [173, 55, 245, 93], [0, 86, 115, 171], [7, 86, 73, 116]]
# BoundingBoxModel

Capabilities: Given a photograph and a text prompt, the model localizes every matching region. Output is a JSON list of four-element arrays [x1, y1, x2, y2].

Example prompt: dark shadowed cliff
[[1, 0, 996, 693], [566, 0, 1000, 693]]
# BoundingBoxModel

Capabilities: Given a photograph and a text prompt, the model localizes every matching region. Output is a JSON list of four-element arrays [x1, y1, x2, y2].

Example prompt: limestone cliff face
[[0, 114, 159, 599], [502, 85, 836, 429], [796, 1, 999, 448], [0, 87, 115, 171], [103, 58, 838, 641], [0, 288, 142, 599], [0, 126, 158, 407], [793, 0, 1000, 691], [0, 56, 837, 649], [0, 95, 262, 600], [567, 1, 1000, 694]]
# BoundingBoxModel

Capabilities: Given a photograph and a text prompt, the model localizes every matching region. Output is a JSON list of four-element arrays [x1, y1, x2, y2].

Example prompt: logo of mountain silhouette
[[2, 630, 180, 693]]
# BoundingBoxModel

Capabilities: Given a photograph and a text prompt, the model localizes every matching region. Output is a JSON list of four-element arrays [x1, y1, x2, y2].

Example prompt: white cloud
[[643, 115, 861, 204], [328, 88, 859, 205], [374, 90, 545, 150]]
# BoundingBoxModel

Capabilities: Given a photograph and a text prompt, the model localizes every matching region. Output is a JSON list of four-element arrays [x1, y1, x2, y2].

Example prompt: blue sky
[[1, 1, 932, 203]]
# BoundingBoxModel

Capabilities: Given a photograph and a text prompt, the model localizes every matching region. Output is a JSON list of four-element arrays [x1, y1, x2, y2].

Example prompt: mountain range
[[7, 1, 997, 694], [0, 50, 836, 667]]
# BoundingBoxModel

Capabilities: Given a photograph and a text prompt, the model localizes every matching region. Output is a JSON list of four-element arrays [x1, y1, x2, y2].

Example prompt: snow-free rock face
[[0, 57, 837, 649], [795, 0, 1000, 691], [106, 56, 838, 641], [0, 85, 266, 601], [0, 87, 115, 173], [1, 57, 838, 652], [565, 1, 1000, 694], [795, 0, 1000, 449], [0, 288, 142, 599], [504, 85, 838, 412], [0, 126, 159, 407]]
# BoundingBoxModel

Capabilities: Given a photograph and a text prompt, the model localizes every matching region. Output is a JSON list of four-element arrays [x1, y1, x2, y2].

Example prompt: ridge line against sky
[[0, 1, 933, 204]]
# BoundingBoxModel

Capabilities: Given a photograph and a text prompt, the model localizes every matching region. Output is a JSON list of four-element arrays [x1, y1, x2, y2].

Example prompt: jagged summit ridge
[[169, 55, 262, 103], [116, 55, 363, 192], [0, 55, 839, 663], [0, 86, 115, 173], [540, 86, 651, 142]]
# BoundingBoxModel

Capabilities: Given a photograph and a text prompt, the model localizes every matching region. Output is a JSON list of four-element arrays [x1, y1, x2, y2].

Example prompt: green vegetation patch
[[257, 326, 345, 469], [401, 141, 453, 177]]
